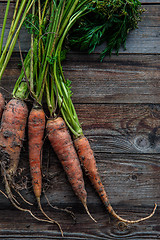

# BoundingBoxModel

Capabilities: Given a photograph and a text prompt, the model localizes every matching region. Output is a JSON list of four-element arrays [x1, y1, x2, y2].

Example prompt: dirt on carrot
[[28, 105, 63, 235], [46, 116, 96, 223], [0, 98, 30, 214], [0, 98, 28, 182]]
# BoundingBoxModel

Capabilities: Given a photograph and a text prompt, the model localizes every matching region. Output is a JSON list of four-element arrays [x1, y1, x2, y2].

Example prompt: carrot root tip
[[83, 202, 97, 223], [114, 203, 157, 224], [37, 197, 63, 237]]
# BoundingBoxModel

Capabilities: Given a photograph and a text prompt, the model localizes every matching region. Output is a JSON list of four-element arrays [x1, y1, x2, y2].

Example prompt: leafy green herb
[[47, 56, 57, 65], [23, 14, 40, 35], [69, 0, 144, 60], [65, 79, 73, 98]]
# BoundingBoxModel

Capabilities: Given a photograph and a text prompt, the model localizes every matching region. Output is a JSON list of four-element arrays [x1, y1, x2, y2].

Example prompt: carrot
[[0, 92, 5, 119], [0, 100, 63, 228], [46, 116, 96, 222], [0, 98, 34, 212], [29, 0, 156, 225], [28, 104, 63, 235], [0, 98, 28, 181], [28, 104, 45, 200], [74, 135, 157, 224]]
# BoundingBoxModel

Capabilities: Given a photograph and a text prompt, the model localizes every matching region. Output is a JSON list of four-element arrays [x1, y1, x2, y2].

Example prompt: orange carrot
[[0, 99, 63, 228], [28, 105, 63, 235], [46, 116, 96, 222], [0, 92, 5, 119], [28, 104, 45, 200], [74, 135, 157, 224], [0, 98, 31, 212], [0, 98, 28, 181]]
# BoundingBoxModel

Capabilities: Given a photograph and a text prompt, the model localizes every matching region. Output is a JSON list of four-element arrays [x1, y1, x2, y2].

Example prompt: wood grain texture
[[1, 53, 160, 104], [0, 1, 159, 239], [75, 104, 160, 153], [0, 4, 160, 53], [64, 54, 160, 104], [0, 150, 159, 239], [0, 104, 159, 239]]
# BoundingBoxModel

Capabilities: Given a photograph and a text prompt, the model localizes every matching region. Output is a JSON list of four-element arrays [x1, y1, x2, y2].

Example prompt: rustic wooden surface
[[0, 1, 160, 239]]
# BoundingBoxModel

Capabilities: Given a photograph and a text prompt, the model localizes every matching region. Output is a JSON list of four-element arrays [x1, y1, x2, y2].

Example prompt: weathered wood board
[[0, 1, 159, 239], [1, 4, 160, 53]]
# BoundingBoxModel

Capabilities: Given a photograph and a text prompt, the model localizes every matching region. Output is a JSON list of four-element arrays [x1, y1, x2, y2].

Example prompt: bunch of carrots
[[0, 0, 157, 236]]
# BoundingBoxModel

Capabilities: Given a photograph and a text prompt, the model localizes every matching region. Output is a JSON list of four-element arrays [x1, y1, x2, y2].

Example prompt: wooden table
[[0, 1, 160, 239]]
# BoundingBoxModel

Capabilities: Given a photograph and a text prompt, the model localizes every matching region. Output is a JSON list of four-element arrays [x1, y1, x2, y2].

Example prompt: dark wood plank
[[0, 210, 159, 240], [142, 0, 160, 2], [0, 151, 159, 239], [64, 53, 160, 104], [1, 5, 160, 53], [0, 213, 159, 240], [1, 53, 160, 104], [0, 3, 18, 21], [74, 103, 160, 153]]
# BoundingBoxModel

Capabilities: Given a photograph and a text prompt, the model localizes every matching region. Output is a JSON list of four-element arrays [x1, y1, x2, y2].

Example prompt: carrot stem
[[30, 2, 35, 92], [0, 0, 11, 55], [0, 0, 35, 80]]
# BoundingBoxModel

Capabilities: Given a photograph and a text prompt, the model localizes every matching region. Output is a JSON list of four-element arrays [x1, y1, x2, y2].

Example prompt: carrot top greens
[[69, 0, 144, 60], [45, 0, 144, 136], [12, 0, 143, 136], [0, 0, 35, 81]]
